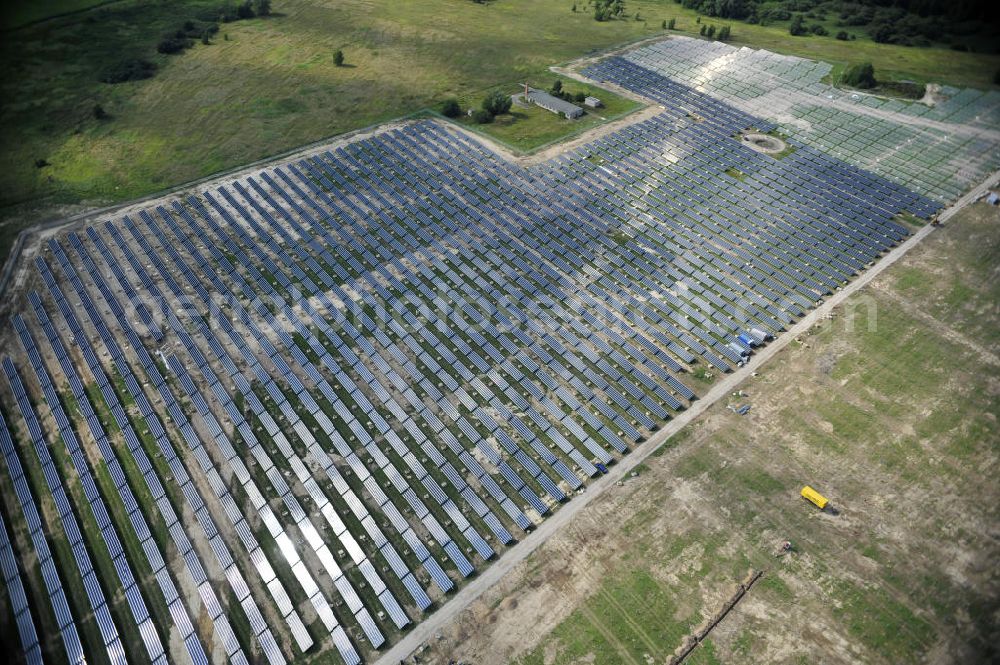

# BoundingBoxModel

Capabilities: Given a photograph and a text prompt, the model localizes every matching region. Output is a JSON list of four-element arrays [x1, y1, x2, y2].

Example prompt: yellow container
[[800, 485, 829, 510]]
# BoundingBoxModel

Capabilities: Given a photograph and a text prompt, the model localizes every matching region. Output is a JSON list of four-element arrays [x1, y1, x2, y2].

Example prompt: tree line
[[675, 0, 997, 49]]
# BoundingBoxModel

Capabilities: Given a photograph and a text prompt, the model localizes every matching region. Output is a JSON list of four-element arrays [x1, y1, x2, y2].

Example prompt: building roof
[[526, 88, 583, 116]]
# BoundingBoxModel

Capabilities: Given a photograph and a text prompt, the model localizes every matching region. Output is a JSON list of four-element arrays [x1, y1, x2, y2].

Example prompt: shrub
[[551, 79, 562, 95], [811, 24, 828, 36], [236, 1, 255, 19], [472, 109, 494, 124], [842, 62, 876, 89], [34, 159, 50, 169], [718, 25, 731, 40], [254, 0, 271, 16], [574, 91, 587, 102], [333, 49, 344, 66], [441, 99, 462, 118], [100, 59, 157, 84], [157, 36, 192, 54], [706, 25, 716, 37], [836, 30, 849, 40], [668, 18, 675, 29], [93, 104, 109, 120]]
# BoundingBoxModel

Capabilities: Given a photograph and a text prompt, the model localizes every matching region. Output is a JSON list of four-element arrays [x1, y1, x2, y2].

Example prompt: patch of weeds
[[652, 425, 692, 457]]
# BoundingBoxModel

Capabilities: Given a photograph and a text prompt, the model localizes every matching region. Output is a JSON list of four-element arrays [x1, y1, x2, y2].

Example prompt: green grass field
[[426, 202, 1000, 664], [0, 0, 115, 30], [450, 76, 642, 153], [1, 0, 997, 264]]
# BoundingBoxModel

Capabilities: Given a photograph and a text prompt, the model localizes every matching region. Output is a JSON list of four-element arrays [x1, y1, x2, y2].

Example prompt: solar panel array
[[1, 371, 86, 665], [613, 36, 1000, 202], [0, 41, 949, 664], [0, 500, 42, 665]]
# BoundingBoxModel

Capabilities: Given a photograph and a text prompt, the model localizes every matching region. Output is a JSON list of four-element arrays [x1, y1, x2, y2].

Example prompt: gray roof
[[526, 88, 583, 116]]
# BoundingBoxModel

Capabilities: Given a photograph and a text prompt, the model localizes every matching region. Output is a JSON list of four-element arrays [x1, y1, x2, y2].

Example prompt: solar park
[[0, 36, 994, 665]]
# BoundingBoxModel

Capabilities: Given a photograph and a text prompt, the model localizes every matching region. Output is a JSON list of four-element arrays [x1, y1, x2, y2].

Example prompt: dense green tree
[[836, 30, 849, 40], [706, 24, 716, 37], [551, 79, 563, 95], [255, 0, 271, 16], [482, 90, 512, 117], [718, 25, 731, 40], [668, 17, 676, 29], [157, 36, 192, 54], [872, 22, 893, 43], [842, 62, 877, 89], [789, 14, 807, 36], [441, 99, 462, 118], [333, 49, 344, 66]]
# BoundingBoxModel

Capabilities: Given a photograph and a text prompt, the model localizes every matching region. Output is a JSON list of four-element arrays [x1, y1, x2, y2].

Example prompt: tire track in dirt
[[580, 604, 643, 665]]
